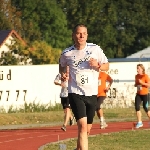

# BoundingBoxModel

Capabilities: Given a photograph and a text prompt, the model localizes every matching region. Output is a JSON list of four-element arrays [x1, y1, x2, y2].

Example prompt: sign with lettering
[[0, 65, 61, 111], [0, 61, 150, 111], [104, 61, 150, 108]]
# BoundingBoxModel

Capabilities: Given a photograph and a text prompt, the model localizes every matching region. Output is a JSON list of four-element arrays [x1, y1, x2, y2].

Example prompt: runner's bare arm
[[100, 62, 109, 71], [89, 58, 109, 71], [59, 63, 65, 73], [54, 81, 61, 86], [59, 64, 69, 81]]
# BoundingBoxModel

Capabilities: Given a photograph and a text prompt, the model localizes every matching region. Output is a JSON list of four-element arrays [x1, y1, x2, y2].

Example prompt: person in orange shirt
[[134, 64, 150, 128], [96, 71, 113, 129]]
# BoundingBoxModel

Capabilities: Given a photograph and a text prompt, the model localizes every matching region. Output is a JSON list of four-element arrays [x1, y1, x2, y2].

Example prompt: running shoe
[[61, 125, 66, 131], [70, 117, 75, 126], [100, 121, 108, 129], [135, 122, 143, 128]]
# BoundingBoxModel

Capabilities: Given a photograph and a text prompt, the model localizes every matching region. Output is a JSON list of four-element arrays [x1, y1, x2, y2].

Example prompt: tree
[[29, 41, 61, 64], [0, 38, 31, 65], [0, 39, 61, 65], [0, 0, 12, 30], [11, 0, 72, 49], [125, 0, 150, 56], [0, 0, 22, 33], [0, 11, 12, 30], [1, 0, 150, 59], [57, 0, 119, 57], [58, 0, 150, 58]]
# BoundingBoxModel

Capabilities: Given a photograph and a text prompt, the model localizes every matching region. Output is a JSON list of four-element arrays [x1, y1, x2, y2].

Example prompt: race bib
[[137, 85, 142, 91], [98, 79, 101, 86], [76, 71, 94, 86]]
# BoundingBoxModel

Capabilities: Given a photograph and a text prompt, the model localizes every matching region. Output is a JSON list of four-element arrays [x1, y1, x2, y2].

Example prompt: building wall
[[0, 64, 61, 112], [0, 35, 14, 57], [103, 61, 150, 108], [0, 62, 150, 112]]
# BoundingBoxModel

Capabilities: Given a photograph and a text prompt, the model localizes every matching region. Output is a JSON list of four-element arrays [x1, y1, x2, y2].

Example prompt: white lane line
[[0, 130, 76, 144], [37, 135, 49, 138], [0, 135, 11, 137], [0, 138, 27, 143], [16, 138, 25, 141], [16, 132, 42, 135], [0, 134, 55, 144], [0, 131, 45, 137]]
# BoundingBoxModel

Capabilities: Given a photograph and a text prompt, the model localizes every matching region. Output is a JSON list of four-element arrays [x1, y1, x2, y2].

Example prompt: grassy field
[[0, 107, 149, 150], [37, 107, 149, 150], [43, 129, 150, 150], [0, 107, 148, 125]]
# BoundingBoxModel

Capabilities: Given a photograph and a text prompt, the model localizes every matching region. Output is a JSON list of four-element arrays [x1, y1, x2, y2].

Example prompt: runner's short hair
[[72, 24, 87, 33]]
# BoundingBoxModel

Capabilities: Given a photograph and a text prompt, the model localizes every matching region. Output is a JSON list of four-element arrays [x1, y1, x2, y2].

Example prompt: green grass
[[0, 105, 149, 150], [0, 107, 148, 125], [43, 129, 150, 150], [0, 111, 64, 125]]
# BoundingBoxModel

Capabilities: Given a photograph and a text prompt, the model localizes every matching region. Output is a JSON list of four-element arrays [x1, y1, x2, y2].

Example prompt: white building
[[0, 30, 25, 57], [126, 47, 150, 59]]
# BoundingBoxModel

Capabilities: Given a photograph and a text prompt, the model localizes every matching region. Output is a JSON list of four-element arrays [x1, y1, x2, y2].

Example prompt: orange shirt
[[135, 74, 150, 95], [97, 72, 112, 97]]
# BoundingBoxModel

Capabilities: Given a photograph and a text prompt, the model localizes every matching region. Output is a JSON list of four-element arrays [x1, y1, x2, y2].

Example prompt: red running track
[[0, 121, 149, 150]]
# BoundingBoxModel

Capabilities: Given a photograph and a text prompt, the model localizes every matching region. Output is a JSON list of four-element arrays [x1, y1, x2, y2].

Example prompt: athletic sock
[[100, 117, 104, 122]]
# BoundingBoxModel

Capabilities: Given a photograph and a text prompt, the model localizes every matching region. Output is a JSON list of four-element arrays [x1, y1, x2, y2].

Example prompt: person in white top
[[54, 73, 74, 132], [59, 24, 109, 150]]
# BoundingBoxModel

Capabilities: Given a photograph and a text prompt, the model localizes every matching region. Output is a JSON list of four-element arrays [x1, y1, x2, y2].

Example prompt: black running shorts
[[68, 93, 97, 124], [61, 97, 70, 109]]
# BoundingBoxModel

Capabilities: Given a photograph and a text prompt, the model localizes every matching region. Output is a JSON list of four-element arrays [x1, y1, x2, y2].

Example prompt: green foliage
[[0, 39, 31, 65], [58, 0, 150, 58], [0, 0, 22, 32], [29, 41, 52, 64], [29, 41, 62, 64], [7, 102, 63, 113], [1, 0, 150, 60], [0, 0, 12, 30], [11, 0, 72, 49], [0, 12, 12, 30], [23, 101, 62, 112], [0, 51, 18, 65], [0, 39, 61, 65]]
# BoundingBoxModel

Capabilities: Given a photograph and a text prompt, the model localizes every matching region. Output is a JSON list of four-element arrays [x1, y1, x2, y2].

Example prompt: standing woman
[[134, 64, 150, 128]]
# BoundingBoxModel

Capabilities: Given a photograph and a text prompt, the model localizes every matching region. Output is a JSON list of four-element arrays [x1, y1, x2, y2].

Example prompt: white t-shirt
[[60, 43, 108, 96], [54, 73, 68, 97]]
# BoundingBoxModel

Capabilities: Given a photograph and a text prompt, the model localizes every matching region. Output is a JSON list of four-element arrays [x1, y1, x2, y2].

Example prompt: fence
[[103, 58, 150, 108], [0, 64, 61, 112], [0, 58, 150, 112]]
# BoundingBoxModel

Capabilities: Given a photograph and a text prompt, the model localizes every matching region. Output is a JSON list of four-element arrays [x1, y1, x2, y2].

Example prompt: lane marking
[[0, 134, 58, 144]]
